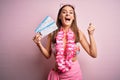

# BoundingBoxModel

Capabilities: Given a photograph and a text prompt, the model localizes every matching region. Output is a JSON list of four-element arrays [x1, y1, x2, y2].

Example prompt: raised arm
[[33, 33, 52, 59], [79, 23, 97, 58]]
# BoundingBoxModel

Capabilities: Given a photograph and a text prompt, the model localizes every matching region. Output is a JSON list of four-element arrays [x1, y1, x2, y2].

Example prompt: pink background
[[0, 0, 120, 80]]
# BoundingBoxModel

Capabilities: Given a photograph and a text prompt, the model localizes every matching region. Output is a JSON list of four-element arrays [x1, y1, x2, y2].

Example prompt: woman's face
[[59, 6, 74, 27]]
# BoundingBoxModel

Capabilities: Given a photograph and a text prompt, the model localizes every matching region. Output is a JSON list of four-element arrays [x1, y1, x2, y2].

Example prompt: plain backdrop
[[0, 0, 120, 80]]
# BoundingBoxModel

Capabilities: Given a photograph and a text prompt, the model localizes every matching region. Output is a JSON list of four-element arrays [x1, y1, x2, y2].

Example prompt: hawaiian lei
[[55, 28, 76, 73]]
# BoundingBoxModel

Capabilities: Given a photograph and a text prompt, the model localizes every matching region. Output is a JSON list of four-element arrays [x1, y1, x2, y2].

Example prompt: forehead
[[62, 6, 74, 11]]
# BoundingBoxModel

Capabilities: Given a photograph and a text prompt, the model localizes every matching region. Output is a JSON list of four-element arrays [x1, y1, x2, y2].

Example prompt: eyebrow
[[62, 9, 74, 12]]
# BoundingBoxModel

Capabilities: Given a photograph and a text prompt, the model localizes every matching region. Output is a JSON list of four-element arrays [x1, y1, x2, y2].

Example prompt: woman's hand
[[87, 23, 95, 35], [33, 33, 42, 44], [33, 33, 52, 59]]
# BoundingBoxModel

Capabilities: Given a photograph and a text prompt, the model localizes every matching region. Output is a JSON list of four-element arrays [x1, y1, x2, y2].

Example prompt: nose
[[66, 12, 70, 16]]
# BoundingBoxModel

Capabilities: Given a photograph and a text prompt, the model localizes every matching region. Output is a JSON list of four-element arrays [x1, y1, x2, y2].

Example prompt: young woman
[[33, 4, 97, 80]]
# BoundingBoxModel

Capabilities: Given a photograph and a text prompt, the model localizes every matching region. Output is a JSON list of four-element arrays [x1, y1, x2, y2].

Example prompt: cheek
[[72, 15, 75, 20], [59, 15, 64, 21]]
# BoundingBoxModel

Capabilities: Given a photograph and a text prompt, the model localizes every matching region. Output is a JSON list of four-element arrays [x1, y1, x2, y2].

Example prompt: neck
[[62, 26, 70, 32]]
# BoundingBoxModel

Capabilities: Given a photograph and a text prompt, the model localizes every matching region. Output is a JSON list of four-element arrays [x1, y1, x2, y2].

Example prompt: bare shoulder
[[78, 29, 83, 34], [78, 28, 84, 41], [47, 33, 52, 40]]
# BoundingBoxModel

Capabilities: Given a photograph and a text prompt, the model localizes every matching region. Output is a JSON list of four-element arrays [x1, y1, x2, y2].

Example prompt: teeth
[[65, 18, 70, 21]]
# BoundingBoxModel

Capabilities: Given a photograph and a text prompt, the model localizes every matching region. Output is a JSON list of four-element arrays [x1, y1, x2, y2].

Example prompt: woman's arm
[[33, 33, 52, 59], [79, 23, 97, 58]]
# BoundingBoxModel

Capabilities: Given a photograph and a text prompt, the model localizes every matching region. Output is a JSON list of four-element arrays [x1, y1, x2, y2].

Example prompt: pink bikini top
[[51, 42, 80, 55]]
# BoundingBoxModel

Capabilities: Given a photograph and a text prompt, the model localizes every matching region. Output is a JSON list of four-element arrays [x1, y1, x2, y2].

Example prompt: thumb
[[89, 23, 92, 26]]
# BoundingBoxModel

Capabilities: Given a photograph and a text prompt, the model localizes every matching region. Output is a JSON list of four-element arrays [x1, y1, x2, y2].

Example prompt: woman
[[33, 4, 97, 80]]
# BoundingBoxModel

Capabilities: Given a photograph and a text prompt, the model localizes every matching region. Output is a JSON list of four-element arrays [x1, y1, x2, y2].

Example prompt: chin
[[63, 24, 71, 27]]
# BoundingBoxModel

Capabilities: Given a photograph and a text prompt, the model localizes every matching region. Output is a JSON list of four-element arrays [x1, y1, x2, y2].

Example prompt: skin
[[33, 6, 97, 61]]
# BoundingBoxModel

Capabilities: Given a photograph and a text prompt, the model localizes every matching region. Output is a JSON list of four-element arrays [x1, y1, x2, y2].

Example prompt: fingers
[[88, 23, 95, 30], [33, 33, 42, 44], [88, 23, 95, 35]]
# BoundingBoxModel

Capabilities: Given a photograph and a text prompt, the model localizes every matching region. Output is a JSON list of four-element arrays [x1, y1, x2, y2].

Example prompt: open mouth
[[65, 18, 71, 22]]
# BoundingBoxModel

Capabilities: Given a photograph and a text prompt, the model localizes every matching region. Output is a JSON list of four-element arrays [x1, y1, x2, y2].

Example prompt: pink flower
[[55, 28, 76, 73]]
